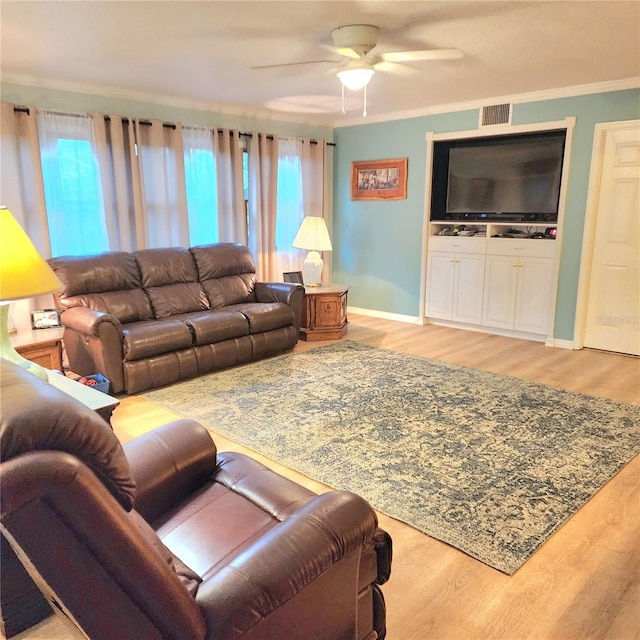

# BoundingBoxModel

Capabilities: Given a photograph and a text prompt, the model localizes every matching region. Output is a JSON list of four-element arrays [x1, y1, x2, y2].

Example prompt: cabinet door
[[482, 255, 519, 329], [514, 257, 554, 334], [426, 252, 455, 319], [453, 253, 485, 324], [314, 294, 343, 328]]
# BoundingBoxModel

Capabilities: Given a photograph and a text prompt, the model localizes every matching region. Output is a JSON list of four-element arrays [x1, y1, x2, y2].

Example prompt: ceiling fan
[[252, 24, 463, 116]]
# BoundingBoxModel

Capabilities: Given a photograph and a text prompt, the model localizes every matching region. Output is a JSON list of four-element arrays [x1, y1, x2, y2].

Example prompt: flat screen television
[[430, 129, 566, 222]]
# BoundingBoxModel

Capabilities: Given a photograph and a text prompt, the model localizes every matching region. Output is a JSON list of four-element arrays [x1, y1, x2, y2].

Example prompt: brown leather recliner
[[0, 362, 392, 639]]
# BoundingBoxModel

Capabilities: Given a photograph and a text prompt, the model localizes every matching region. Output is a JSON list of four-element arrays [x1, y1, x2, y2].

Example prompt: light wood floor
[[13, 316, 640, 640]]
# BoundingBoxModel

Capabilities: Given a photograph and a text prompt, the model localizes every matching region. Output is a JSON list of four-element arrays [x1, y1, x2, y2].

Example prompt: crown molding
[[3, 73, 638, 131], [332, 77, 640, 128]]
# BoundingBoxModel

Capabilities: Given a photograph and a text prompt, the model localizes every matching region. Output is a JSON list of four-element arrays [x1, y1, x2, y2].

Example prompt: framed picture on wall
[[351, 158, 408, 201]]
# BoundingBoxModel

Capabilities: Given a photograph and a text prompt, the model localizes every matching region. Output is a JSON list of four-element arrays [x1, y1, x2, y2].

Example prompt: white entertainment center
[[422, 118, 576, 344]]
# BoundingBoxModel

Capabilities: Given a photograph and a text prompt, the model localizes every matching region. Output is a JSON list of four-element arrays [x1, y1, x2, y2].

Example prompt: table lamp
[[292, 216, 332, 287], [0, 206, 63, 380]]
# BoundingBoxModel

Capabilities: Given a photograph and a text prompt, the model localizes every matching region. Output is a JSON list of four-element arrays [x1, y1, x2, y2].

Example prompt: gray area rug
[[142, 341, 640, 574]]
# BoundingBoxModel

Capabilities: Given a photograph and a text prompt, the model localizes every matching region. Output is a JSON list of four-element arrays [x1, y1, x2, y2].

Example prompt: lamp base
[[302, 251, 324, 287], [0, 303, 49, 381]]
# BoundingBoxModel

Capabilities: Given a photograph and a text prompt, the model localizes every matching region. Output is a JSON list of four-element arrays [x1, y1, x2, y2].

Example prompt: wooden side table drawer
[[301, 284, 349, 341]]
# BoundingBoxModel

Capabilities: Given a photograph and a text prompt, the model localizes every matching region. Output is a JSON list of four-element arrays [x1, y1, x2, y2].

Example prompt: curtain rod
[[239, 131, 335, 147], [13, 106, 335, 146]]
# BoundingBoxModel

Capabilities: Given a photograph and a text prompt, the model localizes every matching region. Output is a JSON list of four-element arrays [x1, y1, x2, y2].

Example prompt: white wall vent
[[480, 103, 512, 127]]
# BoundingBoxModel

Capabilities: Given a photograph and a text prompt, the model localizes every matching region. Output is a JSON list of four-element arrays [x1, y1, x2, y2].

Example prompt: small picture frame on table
[[31, 308, 61, 330], [283, 271, 304, 285]]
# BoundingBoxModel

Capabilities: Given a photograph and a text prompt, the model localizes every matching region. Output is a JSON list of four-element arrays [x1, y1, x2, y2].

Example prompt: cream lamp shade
[[292, 216, 332, 287], [0, 206, 63, 380]]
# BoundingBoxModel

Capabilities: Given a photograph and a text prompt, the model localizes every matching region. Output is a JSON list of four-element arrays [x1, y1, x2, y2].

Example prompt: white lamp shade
[[292, 217, 332, 252]]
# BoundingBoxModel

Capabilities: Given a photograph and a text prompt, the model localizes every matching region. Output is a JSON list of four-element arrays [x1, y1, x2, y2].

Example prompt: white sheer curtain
[[0, 103, 53, 330], [92, 114, 144, 251], [37, 110, 109, 257], [135, 119, 190, 248], [183, 126, 218, 246], [275, 137, 306, 276], [247, 132, 279, 280]]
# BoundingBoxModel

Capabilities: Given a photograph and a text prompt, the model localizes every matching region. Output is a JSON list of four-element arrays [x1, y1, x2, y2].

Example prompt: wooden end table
[[300, 284, 349, 341], [10, 327, 64, 371]]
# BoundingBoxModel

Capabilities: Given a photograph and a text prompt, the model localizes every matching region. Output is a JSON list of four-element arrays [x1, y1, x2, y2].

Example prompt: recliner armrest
[[254, 282, 304, 330], [124, 419, 218, 523], [196, 490, 378, 639], [60, 306, 122, 336]]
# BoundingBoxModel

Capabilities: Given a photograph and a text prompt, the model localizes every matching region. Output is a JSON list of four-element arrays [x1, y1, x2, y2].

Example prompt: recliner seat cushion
[[182, 311, 250, 345], [123, 319, 194, 361], [223, 302, 295, 333], [136, 247, 209, 318]]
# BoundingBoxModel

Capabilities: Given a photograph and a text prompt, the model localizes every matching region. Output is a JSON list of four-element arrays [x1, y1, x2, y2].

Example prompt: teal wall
[[333, 88, 640, 341]]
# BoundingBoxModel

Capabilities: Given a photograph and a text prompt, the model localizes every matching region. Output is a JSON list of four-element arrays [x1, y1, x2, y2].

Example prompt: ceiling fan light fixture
[[337, 66, 375, 90]]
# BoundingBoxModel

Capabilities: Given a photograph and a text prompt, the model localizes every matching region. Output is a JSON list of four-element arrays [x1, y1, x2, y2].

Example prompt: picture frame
[[351, 158, 408, 201], [31, 308, 61, 330], [283, 271, 304, 285]]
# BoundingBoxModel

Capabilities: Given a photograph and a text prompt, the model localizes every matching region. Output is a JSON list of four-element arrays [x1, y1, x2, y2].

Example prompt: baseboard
[[545, 338, 576, 350], [347, 306, 422, 325], [348, 310, 579, 349]]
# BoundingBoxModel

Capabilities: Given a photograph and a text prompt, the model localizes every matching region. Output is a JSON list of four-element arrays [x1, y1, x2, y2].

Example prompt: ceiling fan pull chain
[[341, 83, 346, 114], [363, 84, 367, 117]]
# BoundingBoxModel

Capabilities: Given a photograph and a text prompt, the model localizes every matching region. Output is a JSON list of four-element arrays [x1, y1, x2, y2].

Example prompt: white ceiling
[[1, 0, 639, 126]]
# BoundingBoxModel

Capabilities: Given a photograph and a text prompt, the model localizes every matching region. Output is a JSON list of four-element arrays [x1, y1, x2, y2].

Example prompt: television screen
[[431, 130, 566, 222]]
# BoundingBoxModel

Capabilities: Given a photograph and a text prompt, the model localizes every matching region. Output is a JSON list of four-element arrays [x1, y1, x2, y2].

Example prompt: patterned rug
[[142, 341, 640, 574]]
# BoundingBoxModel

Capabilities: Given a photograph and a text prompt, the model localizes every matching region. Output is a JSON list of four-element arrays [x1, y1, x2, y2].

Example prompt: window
[[183, 127, 219, 246], [37, 112, 108, 257]]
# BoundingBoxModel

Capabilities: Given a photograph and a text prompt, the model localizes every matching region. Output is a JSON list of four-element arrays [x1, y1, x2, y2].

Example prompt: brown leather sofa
[[49, 243, 304, 394], [0, 361, 392, 639]]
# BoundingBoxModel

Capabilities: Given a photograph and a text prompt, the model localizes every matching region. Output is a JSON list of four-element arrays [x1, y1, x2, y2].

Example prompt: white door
[[584, 123, 640, 356]]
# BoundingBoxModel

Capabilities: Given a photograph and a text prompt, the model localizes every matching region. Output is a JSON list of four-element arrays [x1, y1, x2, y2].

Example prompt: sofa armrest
[[254, 282, 305, 331], [196, 490, 378, 639], [124, 420, 218, 524], [61, 306, 122, 336], [59, 307, 127, 393]]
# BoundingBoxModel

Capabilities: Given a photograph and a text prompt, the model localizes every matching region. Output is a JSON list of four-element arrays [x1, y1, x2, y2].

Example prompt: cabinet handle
[[512, 263, 519, 267]]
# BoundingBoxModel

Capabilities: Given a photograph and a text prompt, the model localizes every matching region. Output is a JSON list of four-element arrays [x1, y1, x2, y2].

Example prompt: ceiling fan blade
[[373, 60, 420, 77], [251, 59, 340, 70], [380, 48, 463, 63], [336, 47, 362, 59]]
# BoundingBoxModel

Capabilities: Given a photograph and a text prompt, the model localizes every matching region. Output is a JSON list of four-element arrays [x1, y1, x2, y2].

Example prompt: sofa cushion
[[223, 302, 295, 333], [122, 319, 194, 361], [190, 244, 257, 308], [0, 363, 136, 511], [135, 247, 209, 318], [50, 252, 153, 323], [182, 311, 249, 345]]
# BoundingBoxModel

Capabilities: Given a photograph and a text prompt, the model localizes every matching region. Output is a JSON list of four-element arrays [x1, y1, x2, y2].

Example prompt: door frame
[[574, 119, 640, 349]]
